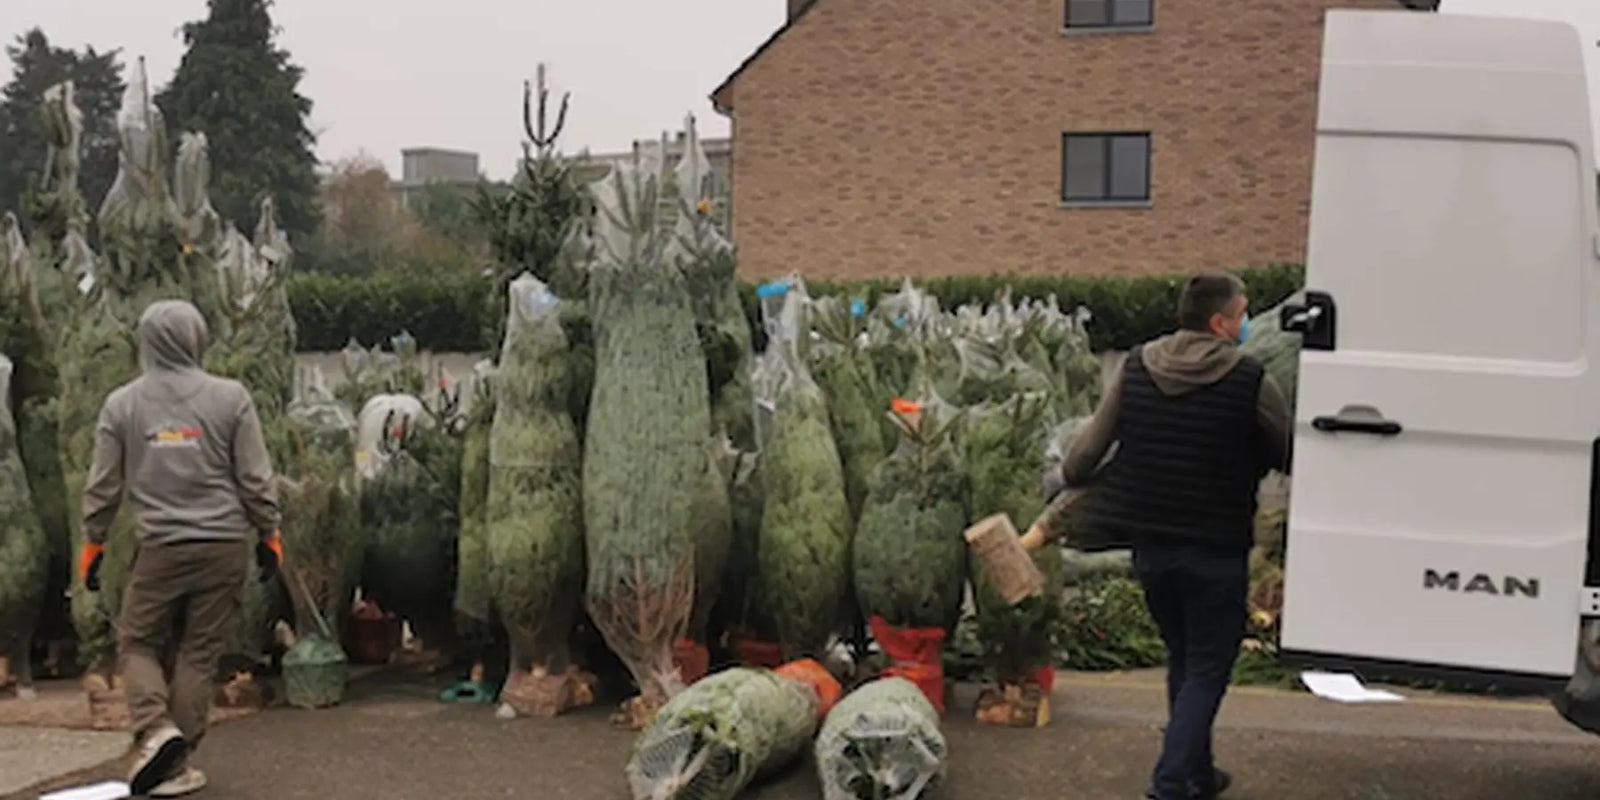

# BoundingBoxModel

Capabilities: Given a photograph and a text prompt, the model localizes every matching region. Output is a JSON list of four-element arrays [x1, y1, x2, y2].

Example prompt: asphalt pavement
[[9, 670, 1598, 800]]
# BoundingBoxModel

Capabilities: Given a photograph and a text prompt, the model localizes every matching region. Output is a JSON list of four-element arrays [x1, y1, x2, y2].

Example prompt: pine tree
[[157, 0, 321, 242], [0, 29, 124, 217]]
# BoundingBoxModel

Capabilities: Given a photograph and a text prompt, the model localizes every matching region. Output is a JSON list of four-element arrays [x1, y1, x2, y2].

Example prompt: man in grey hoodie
[[79, 299, 282, 798], [1056, 272, 1291, 800]]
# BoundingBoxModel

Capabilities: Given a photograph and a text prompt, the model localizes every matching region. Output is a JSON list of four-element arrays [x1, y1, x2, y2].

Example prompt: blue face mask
[[1237, 312, 1251, 344]]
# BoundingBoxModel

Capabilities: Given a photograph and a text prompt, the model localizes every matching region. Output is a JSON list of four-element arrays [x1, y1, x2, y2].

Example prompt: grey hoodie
[[81, 300, 281, 546], [1060, 329, 1293, 486]]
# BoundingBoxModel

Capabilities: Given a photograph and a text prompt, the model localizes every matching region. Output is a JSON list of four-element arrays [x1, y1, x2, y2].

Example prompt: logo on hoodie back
[[149, 420, 203, 449]]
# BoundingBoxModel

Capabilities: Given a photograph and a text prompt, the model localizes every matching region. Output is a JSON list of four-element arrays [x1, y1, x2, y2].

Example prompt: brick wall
[[721, 0, 1398, 281]]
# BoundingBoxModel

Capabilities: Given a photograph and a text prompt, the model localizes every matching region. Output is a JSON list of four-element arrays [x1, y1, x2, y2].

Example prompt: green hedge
[[286, 263, 1305, 354]]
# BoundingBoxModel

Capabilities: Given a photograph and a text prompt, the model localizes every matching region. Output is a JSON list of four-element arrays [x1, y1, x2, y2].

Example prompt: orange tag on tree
[[775, 658, 842, 718], [891, 398, 921, 416]]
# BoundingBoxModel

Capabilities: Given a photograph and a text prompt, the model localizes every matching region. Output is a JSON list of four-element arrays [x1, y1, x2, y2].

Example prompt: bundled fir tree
[[673, 115, 754, 453], [853, 372, 970, 714], [806, 295, 888, 523], [278, 368, 361, 643], [582, 146, 731, 729], [964, 392, 1065, 728], [814, 676, 948, 800], [484, 273, 589, 716], [357, 386, 464, 665], [452, 360, 495, 649], [756, 342, 852, 660], [0, 353, 47, 700]]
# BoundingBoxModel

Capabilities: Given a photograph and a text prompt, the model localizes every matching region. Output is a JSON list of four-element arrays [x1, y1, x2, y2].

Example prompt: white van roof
[[1321, 10, 1592, 147]]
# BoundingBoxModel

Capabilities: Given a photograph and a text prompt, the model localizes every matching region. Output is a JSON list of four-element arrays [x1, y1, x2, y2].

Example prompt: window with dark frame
[[1065, 0, 1154, 29], [1061, 133, 1151, 204]]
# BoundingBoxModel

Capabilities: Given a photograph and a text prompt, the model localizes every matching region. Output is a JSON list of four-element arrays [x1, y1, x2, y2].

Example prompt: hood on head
[[138, 299, 209, 372]]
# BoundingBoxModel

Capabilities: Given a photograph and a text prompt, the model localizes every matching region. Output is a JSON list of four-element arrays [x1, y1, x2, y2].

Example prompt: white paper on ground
[[38, 781, 130, 800], [1300, 671, 1406, 703]]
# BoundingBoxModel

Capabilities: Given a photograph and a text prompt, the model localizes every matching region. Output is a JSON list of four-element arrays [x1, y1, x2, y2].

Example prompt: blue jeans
[[1133, 541, 1249, 800]]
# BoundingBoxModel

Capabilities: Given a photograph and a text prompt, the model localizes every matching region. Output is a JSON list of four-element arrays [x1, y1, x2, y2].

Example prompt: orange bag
[[775, 658, 842, 717], [868, 617, 946, 666], [884, 663, 946, 715], [673, 639, 710, 684]]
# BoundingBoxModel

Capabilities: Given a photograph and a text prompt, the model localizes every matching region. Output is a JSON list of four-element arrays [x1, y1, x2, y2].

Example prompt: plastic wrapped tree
[[814, 676, 947, 800], [964, 392, 1065, 728], [852, 374, 970, 715], [756, 341, 852, 660], [22, 80, 90, 320], [452, 359, 496, 663], [357, 383, 464, 668], [95, 57, 183, 310], [484, 273, 589, 716], [278, 368, 362, 644], [0, 352, 48, 701], [625, 660, 838, 800], [582, 144, 732, 729], [807, 295, 889, 522], [673, 114, 754, 453]]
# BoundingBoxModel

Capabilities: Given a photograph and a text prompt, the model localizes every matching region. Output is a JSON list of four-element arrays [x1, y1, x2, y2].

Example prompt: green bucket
[[283, 634, 349, 709]]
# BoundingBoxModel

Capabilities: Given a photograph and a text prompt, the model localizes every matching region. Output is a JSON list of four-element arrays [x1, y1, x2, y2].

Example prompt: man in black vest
[[1057, 271, 1291, 800]]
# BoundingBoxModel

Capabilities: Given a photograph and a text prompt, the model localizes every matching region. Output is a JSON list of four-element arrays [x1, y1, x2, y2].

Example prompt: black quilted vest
[[1088, 346, 1267, 550]]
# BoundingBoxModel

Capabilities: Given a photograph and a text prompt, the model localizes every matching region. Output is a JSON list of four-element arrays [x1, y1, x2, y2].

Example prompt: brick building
[[711, 0, 1436, 281]]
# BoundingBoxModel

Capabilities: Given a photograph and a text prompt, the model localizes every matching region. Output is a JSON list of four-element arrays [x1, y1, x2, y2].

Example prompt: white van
[[1277, 9, 1600, 733]]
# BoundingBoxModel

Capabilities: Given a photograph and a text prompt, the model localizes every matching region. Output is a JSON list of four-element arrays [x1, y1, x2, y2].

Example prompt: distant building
[[394, 147, 482, 208]]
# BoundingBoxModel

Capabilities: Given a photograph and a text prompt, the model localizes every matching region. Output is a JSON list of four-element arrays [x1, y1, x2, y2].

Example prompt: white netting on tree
[[815, 677, 947, 800]]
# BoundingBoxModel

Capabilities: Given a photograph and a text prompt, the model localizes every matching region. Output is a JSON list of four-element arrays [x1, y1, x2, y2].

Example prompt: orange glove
[[256, 532, 283, 583], [79, 543, 105, 591]]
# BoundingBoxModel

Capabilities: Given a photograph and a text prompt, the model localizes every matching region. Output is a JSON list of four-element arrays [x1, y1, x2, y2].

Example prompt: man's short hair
[[1177, 272, 1246, 331]]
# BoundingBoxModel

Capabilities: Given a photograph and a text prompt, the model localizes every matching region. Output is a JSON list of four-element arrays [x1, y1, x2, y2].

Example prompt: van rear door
[[1279, 10, 1600, 683]]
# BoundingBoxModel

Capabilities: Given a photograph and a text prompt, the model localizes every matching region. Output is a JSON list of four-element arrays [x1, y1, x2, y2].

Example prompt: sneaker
[[129, 725, 188, 795], [148, 767, 207, 798]]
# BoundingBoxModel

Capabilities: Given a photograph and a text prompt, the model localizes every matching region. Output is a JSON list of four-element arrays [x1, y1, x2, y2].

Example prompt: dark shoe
[[1190, 768, 1232, 799]]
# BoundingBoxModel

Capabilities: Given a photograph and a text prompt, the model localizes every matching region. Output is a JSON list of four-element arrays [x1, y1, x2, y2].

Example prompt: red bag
[[868, 616, 946, 665], [731, 632, 785, 669], [673, 639, 710, 684], [1031, 665, 1056, 694]]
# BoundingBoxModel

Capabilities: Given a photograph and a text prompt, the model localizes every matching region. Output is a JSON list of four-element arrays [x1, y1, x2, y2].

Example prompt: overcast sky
[[3, 1, 1597, 180], [4, 0, 784, 179]]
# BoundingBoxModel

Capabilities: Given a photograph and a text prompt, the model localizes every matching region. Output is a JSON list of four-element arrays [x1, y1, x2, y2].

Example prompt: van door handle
[[1312, 404, 1402, 436]]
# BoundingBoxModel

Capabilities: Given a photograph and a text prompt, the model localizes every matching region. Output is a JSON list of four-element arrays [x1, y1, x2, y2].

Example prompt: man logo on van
[[1423, 569, 1539, 598]]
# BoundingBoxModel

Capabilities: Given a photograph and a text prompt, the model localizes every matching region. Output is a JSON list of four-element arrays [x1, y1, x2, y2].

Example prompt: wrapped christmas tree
[[357, 388, 463, 664], [625, 661, 837, 800], [582, 146, 731, 728], [279, 368, 362, 643], [964, 393, 1065, 728], [853, 382, 970, 714], [807, 295, 888, 522], [757, 342, 852, 659], [1241, 291, 1304, 410], [485, 273, 588, 716], [815, 676, 948, 800], [0, 354, 49, 700], [673, 115, 755, 453], [453, 360, 496, 645]]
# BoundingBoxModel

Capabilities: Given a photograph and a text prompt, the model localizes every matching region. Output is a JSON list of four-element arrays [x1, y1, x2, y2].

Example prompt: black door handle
[[1312, 404, 1402, 436]]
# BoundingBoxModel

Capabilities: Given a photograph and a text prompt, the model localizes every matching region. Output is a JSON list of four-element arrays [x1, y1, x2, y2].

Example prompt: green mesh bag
[[625, 667, 819, 800], [815, 677, 947, 800], [281, 634, 349, 709]]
